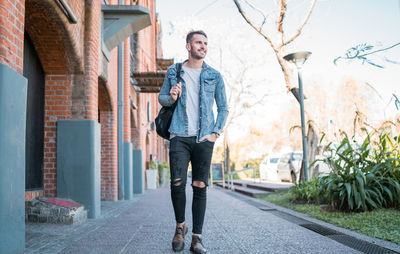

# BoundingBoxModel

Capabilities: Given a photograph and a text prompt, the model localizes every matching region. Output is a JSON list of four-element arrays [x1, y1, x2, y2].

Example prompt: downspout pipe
[[117, 0, 125, 200], [56, 0, 78, 24]]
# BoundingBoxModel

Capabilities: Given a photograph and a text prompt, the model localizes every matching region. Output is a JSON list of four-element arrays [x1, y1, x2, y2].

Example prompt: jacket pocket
[[204, 79, 216, 92]]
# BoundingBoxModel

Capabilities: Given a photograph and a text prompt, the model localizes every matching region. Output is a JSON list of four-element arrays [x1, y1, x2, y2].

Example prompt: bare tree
[[233, 0, 317, 91], [233, 0, 318, 181], [221, 56, 271, 130], [211, 46, 274, 178]]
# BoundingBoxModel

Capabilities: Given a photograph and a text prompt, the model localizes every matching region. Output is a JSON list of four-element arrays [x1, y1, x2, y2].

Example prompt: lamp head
[[283, 51, 312, 67]]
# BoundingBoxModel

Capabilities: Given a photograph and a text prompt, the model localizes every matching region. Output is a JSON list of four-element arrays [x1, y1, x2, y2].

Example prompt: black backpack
[[155, 63, 182, 140]]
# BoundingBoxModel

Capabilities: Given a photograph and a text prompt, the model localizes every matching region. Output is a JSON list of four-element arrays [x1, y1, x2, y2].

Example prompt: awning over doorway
[[102, 5, 151, 53], [156, 58, 174, 71], [131, 58, 175, 93]]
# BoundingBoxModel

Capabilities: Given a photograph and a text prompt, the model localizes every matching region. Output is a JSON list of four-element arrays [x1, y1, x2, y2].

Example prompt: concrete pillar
[[124, 142, 133, 200], [0, 64, 27, 253], [133, 149, 144, 194], [57, 120, 101, 218]]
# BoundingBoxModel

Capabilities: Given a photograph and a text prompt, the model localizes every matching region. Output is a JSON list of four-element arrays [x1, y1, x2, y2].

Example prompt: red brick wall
[[25, 0, 84, 74], [15, 0, 165, 199], [99, 76, 118, 200], [100, 110, 118, 200], [43, 75, 73, 196], [124, 37, 131, 142], [0, 0, 25, 73], [25, 190, 45, 201], [131, 109, 140, 149], [103, 1, 120, 201], [134, 0, 168, 168], [23, 0, 102, 196], [23, 0, 86, 197], [83, 0, 100, 121]]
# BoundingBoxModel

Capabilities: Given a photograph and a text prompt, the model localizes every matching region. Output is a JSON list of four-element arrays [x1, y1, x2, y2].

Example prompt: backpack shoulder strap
[[176, 63, 182, 81]]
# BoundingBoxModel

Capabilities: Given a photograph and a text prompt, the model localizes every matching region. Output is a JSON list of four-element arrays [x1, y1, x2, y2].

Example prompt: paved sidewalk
[[26, 185, 399, 254]]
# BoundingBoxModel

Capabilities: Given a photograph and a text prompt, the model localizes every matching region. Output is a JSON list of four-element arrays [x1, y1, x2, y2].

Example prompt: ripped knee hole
[[173, 178, 184, 186], [192, 181, 206, 188]]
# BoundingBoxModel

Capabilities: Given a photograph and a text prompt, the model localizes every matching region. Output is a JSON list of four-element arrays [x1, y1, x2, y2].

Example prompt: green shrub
[[320, 132, 400, 212], [149, 160, 157, 170], [289, 177, 326, 203], [372, 133, 400, 182], [158, 162, 169, 170]]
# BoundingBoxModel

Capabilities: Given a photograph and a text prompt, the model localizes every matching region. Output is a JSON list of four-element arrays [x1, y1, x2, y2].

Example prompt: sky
[[155, 0, 400, 143]]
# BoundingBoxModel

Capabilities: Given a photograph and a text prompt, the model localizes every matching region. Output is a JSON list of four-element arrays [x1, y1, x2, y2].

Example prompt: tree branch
[[276, 0, 287, 45], [283, 0, 317, 47], [229, 92, 270, 122], [243, 0, 270, 21], [233, 0, 277, 51]]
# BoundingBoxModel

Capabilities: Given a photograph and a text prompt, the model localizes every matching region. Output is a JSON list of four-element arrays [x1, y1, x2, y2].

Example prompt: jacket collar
[[181, 60, 209, 70]]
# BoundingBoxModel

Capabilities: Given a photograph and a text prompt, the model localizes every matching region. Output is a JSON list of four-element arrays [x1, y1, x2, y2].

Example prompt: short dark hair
[[186, 30, 207, 43]]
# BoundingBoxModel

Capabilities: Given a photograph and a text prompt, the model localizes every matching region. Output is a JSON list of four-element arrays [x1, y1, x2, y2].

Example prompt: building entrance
[[23, 32, 45, 190]]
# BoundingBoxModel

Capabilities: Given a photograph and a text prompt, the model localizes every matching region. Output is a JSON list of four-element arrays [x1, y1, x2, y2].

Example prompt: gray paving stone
[[24, 185, 400, 254]]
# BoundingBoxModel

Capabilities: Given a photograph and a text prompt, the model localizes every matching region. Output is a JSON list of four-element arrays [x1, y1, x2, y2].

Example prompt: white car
[[259, 154, 281, 182], [311, 154, 331, 177], [276, 152, 303, 183]]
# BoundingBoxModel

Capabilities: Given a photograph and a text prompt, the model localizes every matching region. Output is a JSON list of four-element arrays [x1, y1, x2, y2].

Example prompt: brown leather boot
[[190, 235, 207, 254], [172, 223, 188, 252]]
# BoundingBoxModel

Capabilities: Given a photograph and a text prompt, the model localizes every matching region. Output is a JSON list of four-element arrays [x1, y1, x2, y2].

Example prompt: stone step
[[26, 197, 87, 225], [224, 180, 292, 193], [215, 182, 271, 197]]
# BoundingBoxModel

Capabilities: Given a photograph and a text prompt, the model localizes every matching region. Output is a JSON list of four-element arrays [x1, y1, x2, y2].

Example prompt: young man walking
[[158, 30, 228, 253]]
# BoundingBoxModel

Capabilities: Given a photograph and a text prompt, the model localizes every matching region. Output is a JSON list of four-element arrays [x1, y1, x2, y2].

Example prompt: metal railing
[[227, 166, 259, 190]]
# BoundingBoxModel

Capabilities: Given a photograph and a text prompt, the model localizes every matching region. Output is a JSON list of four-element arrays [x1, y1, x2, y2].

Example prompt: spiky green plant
[[320, 132, 400, 212]]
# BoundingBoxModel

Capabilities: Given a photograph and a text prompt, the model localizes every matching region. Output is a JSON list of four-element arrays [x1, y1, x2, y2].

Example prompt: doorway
[[23, 31, 45, 190]]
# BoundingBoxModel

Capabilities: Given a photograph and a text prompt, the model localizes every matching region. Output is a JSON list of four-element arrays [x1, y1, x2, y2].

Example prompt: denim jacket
[[158, 61, 229, 142]]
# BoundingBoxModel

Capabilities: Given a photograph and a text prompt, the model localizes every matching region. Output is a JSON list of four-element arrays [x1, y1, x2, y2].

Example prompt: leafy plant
[[158, 162, 169, 170], [320, 132, 400, 212], [371, 133, 400, 181], [149, 160, 157, 170], [289, 177, 326, 204]]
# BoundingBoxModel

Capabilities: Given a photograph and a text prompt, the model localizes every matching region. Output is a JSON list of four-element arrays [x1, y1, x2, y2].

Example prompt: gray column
[[57, 120, 101, 218], [132, 149, 144, 194], [0, 63, 27, 254], [117, 42, 125, 200], [124, 142, 133, 200]]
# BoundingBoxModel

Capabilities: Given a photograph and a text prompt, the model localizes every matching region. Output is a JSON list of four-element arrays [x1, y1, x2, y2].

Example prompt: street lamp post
[[283, 51, 312, 182]]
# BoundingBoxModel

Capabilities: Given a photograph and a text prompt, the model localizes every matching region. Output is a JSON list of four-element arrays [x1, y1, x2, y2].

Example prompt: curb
[[216, 186, 400, 254]]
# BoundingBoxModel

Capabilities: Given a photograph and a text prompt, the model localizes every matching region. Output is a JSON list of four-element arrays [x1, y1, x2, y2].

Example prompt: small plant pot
[[159, 168, 169, 187], [146, 169, 158, 190]]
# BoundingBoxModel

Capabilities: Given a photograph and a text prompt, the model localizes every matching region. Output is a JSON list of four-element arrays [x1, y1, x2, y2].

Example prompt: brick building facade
[[0, 0, 169, 252]]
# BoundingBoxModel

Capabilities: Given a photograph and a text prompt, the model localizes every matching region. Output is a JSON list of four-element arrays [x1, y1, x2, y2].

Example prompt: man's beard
[[191, 50, 206, 60]]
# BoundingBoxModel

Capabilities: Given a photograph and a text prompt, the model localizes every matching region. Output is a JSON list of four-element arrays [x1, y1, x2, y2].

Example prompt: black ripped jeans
[[169, 136, 214, 234]]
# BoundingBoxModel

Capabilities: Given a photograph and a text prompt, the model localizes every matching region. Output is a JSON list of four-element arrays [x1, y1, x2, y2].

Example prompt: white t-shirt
[[182, 66, 201, 136]]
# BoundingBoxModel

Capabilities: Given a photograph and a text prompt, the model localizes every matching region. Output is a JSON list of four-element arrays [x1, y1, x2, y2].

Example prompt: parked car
[[259, 154, 281, 181], [311, 153, 331, 177], [277, 152, 303, 183]]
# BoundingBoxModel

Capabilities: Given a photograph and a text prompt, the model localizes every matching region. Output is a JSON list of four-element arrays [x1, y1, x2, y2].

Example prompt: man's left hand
[[199, 133, 218, 143]]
